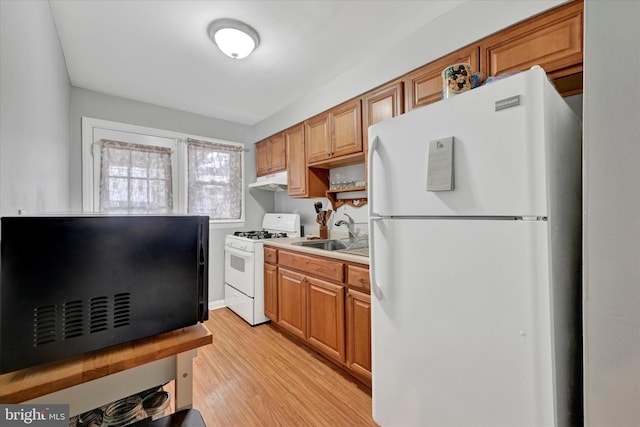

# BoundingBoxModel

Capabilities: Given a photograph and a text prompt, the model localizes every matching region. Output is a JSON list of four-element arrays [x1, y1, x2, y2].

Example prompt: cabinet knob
[[358, 277, 364, 283]]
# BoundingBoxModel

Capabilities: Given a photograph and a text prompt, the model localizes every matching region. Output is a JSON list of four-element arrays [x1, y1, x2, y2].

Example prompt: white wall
[[0, 0, 71, 216], [583, 1, 640, 425]]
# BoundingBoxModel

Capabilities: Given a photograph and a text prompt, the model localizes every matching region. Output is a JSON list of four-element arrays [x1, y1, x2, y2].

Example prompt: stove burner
[[233, 230, 288, 240]]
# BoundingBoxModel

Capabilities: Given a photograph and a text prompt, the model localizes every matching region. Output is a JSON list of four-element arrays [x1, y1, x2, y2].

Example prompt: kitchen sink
[[292, 237, 369, 256], [292, 239, 348, 251]]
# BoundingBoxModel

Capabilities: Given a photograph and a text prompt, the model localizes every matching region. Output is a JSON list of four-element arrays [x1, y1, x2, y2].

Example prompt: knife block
[[319, 225, 328, 240]]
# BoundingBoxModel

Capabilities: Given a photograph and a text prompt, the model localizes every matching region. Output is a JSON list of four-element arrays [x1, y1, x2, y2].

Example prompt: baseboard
[[208, 299, 226, 311]]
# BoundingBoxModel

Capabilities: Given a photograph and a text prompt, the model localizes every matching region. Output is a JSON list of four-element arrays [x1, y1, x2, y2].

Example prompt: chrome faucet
[[335, 213, 357, 240]]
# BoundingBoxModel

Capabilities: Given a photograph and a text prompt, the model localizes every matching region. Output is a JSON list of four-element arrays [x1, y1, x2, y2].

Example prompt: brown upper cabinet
[[305, 98, 363, 168], [479, 0, 583, 96], [403, 45, 480, 112], [256, 0, 583, 197], [255, 133, 286, 177], [285, 123, 329, 198], [284, 124, 306, 197], [362, 80, 404, 184], [362, 80, 404, 144]]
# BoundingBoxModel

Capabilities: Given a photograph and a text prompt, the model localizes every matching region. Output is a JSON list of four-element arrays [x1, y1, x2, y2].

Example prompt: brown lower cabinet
[[306, 275, 345, 363], [346, 289, 371, 382], [276, 267, 307, 340], [264, 246, 372, 386], [264, 262, 278, 321]]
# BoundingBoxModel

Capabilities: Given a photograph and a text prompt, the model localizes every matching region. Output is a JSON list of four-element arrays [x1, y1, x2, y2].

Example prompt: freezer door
[[370, 218, 556, 427], [368, 67, 577, 217]]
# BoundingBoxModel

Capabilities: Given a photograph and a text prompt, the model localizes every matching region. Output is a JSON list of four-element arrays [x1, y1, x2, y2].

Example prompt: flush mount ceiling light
[[208, 18, 260, 59]]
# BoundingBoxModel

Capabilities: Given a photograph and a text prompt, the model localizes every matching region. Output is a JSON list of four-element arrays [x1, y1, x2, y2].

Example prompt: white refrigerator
[[367, 66, 582, 427]]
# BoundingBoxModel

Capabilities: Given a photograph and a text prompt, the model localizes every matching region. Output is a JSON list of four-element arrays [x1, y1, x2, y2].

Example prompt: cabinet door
[[362, 81, 404, 140], [403, 45, 480, 111], [346, 289, 371, 383], [305, 113, 331, 164], [255, 140, 271, 176], [264, 263, 278, 321], [307, 276, 345, 363], [362, 81, 404, 184], [286, 124, 329, 198], [268, 133, 286, 173], [285, 124, 308, 197], [331, 99, 362, 159], [277, 268, 307, 339], [480, 0, 583, 96], [256, 134, 286, 177]]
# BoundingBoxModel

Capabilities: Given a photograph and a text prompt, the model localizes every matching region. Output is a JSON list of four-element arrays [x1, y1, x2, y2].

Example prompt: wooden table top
[[0, 323, 212, 403]]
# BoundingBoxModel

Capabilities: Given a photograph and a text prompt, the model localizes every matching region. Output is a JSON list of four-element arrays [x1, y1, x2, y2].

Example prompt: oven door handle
[[225, 245, 255, 260]]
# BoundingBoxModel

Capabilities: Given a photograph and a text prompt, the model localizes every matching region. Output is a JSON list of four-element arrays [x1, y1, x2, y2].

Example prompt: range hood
[[248, 171, 288, 191]]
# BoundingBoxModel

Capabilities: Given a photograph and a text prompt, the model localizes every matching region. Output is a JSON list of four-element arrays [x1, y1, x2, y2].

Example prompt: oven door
[[224, 245, 256, 297]]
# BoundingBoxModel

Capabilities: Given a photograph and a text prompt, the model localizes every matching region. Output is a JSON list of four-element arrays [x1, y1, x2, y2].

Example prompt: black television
[[0, 215, 209, 373]]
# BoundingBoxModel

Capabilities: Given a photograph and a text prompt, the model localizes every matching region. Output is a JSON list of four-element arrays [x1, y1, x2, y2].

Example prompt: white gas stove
[[224, 213, 300, 325]]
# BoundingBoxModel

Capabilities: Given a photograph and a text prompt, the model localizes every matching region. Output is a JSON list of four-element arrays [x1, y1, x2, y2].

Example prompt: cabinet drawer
[[347, 264, 370, 292], [278, 250, 344, 283], [264, 247, 278, 264]]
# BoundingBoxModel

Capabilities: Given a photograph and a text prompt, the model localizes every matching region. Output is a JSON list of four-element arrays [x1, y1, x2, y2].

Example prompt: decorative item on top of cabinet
[[256, 133, 286, 177], [403, 44, 480, 112], [306, 98, 363, 168], [285, 123, 329, 198], [479, 0, 583, 96]]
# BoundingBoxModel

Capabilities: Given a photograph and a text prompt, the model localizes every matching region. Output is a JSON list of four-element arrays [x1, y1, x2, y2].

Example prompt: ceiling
[[49, 0, 464, 126]]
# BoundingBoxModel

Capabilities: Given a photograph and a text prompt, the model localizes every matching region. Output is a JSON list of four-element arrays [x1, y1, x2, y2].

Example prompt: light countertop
[[263, 237, 370, 265]]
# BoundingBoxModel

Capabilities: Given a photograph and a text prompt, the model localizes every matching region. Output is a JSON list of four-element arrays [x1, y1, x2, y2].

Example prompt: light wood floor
[[184, 308, 378, 426]]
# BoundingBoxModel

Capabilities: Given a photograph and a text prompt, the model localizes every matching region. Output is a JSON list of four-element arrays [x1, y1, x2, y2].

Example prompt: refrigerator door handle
[[368, 215, 384, 300], [368, 136, 379, 218], [368, 135, 384, 299]]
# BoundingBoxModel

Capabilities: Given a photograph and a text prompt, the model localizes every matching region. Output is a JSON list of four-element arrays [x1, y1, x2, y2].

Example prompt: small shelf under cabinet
[[326, 186, 367, 210]]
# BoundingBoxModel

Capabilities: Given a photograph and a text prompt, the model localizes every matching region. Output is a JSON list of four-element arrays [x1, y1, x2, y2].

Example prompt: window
[[99, 140, 173, 214], [187, 138, 243, 219], [82, 117, 245, 226]]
